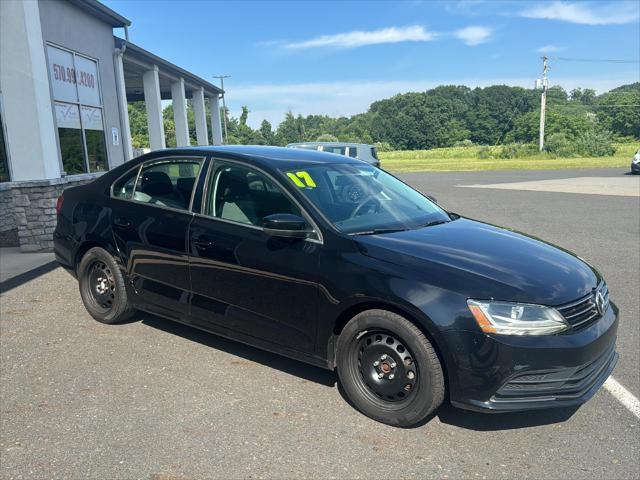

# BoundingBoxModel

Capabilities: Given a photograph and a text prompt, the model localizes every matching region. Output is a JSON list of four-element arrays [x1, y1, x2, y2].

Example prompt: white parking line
[[604, 377, 640, 419]]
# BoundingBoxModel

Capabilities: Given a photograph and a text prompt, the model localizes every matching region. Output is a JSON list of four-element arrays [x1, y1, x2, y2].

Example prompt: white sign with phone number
[[47, 45, 101, 106]]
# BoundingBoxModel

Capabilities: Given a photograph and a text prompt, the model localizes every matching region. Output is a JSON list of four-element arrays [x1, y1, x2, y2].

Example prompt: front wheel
[[336, 309, 445, 427], [78, 247, 135, 324]]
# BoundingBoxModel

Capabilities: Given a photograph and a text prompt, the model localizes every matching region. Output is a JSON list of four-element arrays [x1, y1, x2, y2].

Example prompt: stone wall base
[[0, 173, 103, 252]]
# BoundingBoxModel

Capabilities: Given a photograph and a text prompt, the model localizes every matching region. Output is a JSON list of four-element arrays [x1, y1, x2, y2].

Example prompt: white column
[[114, 51, 133, 161], [0, 0, 60, 180], [192, 87, 208, 146], [142, 65, 165, 150], [171, 78, 189, 147], [209, 95, 223, 145]]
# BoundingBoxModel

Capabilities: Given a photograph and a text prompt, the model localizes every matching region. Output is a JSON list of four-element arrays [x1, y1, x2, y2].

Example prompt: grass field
[[380, 142, 638, 172]]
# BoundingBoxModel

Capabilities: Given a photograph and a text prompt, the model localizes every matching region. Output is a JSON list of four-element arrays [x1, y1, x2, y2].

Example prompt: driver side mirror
[[262, 213, 313, 239]]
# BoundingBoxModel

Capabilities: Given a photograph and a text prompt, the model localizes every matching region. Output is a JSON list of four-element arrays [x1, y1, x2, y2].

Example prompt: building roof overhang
[[115, 37, 223, 102], [68, 0, 131, 27]]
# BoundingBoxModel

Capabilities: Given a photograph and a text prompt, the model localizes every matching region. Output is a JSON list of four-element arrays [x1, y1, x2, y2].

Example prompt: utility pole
[[538, 56, 548, 151], [213, 75, 230, 143]]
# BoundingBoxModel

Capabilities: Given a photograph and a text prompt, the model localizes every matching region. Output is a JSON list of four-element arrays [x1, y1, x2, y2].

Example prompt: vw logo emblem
[[594, 291, 606, 316]]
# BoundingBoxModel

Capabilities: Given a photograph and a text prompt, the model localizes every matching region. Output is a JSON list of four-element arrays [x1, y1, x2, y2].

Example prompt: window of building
[[47, 44, 108, 175], [0, 100, 10, 182]]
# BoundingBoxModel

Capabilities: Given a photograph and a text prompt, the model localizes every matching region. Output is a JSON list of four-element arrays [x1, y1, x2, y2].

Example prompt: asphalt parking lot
[[1, 168, 639, 479]]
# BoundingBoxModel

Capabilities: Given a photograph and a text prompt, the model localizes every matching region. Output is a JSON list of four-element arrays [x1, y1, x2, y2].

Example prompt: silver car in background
[[286, 142, 381, 168]]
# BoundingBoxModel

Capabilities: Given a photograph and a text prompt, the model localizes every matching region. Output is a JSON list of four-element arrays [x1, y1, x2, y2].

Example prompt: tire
[[78, 247, 136, 324], [336, 309, 445, 427]]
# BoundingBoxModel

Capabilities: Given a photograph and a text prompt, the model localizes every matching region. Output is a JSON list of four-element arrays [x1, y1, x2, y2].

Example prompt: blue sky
[[105, 0, 640, 128]]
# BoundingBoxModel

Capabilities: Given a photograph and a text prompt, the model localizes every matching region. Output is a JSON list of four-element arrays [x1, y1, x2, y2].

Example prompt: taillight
[[56, 193, 64, 215]]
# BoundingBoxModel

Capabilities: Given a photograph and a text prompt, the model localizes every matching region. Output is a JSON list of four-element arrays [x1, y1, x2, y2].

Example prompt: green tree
[[259, 120, 276, 145]]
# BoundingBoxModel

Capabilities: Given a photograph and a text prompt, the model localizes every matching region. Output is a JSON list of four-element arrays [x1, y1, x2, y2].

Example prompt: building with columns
[[0, 0, 223, 251]]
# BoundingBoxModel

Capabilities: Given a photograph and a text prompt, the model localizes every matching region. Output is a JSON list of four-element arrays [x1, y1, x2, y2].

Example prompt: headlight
[[467, 299, 568, 335]]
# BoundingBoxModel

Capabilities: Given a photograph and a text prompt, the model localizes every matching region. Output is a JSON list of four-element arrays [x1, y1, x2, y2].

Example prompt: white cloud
[[537, 44, 566, 53], [454, 26, 493, 46], [283, 26, 436, 49], [228, 77, 635, 128], [521, 1, 639, 25]]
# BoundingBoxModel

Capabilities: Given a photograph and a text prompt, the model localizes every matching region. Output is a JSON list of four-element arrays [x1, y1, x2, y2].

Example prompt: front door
[[188, 160, 321, 352], [110, 156, 204, 319]]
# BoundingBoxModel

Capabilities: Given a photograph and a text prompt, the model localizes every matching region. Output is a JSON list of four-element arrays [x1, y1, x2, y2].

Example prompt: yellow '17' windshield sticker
[[287, 171, 316, 188]]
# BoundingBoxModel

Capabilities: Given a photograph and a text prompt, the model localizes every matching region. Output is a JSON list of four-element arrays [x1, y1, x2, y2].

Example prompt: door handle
[[194, 239, 214, 249], [114, 217, 131, 228]]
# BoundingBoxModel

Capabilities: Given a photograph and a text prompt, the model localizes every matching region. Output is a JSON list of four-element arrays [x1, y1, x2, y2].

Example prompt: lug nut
[[407, 371, 415, 380], [381, 354, 387, 360], [378, 372, 384, 379], [404, 384, 412, 391], [390, 362, 396, 368], [388, 374, 395, 380], [373, 360, 379, 367]]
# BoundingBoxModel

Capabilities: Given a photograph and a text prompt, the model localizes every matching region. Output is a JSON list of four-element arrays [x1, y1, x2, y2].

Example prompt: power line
[[547, 104, 640, 108], [551, 56, 640, 64]]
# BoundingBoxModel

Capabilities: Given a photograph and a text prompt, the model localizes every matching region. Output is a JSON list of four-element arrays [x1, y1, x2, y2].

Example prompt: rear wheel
[[78, 247, 135, 324], [336, 309, 444, 427]]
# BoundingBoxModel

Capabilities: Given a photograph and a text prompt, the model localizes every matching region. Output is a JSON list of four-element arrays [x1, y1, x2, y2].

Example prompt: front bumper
[[444, 302, 619, 412]]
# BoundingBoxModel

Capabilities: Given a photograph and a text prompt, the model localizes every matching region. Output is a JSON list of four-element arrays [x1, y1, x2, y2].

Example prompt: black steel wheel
[[336, 309, 445, 427], [356, 330, 418, 404], [86, 260, 116, 310], [78, 247, 135, 324]]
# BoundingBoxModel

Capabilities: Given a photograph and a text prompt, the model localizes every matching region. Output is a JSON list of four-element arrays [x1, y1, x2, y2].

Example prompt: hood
[[355, 218, 599, 306]]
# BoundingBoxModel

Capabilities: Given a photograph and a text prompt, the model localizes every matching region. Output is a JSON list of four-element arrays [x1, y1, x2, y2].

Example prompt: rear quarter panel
[[53, 181, 118, 273]]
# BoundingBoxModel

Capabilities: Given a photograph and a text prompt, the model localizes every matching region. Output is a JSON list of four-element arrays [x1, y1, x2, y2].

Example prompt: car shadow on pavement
[[138, 313, 337, 388], [436, 402, 580, 431], [135, 312, 580, 431]]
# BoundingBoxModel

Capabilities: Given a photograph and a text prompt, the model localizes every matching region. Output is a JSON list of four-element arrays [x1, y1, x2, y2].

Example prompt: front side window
[[205, 162, 301, 227], [282, 163, 450, 234], [132, 160, 201, 210], [47, 45, 108, 175], [347, 147, 359, 158]]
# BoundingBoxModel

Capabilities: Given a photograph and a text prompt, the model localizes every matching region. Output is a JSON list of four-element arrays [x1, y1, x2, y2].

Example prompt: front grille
[[557, 282, 609, 331], [494, 341, 617, 402]]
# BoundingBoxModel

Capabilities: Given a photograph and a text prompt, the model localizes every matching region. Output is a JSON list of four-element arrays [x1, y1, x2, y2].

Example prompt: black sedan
[[54, 146, 618, 427]]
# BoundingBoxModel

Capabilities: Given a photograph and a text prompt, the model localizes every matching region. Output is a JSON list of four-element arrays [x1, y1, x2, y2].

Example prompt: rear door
[[188, 159, 322, 352], [110, 156, 204, 319]]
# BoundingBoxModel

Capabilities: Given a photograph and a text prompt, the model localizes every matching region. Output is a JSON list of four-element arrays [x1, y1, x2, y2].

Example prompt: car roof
[[143, 145, 363, 169], [287, 142, 373, 148]]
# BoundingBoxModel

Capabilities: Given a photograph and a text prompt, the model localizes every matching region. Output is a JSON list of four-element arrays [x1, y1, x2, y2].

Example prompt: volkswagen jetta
[[54, 146, 619, 427]]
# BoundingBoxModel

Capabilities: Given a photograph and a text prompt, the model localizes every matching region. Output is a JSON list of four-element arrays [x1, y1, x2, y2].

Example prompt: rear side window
[[112, 167, 140, 200], [133, 160, 201, 210], [348, 147, 359, 158]]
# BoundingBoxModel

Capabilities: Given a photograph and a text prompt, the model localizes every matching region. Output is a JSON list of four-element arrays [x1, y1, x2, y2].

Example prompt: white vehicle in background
[[286, 142, 381, 168], [631, 149, 640, 175]]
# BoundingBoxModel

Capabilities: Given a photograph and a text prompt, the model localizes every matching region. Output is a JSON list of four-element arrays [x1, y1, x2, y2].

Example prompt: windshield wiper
[[420, 219, 450, 228], [353, 227, 408, 236]]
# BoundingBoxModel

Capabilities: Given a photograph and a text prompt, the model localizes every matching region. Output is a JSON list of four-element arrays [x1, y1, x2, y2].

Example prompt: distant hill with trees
[[129, 82, 639, 153]]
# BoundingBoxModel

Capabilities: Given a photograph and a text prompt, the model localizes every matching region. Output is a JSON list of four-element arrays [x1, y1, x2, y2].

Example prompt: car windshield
[[281, 163, 450, 234]]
